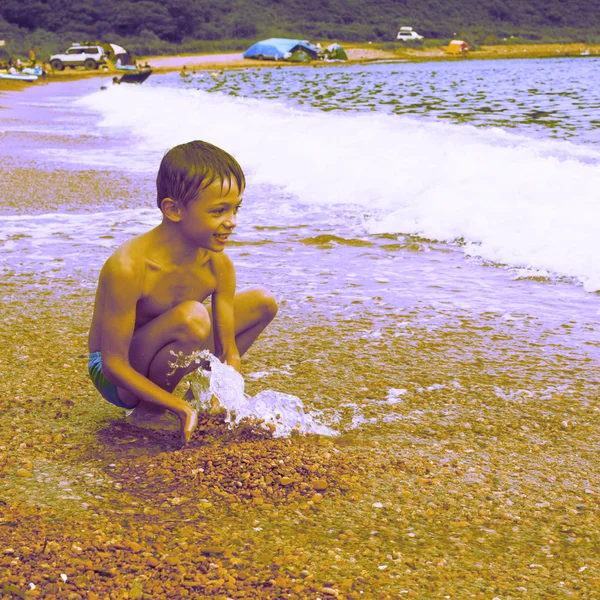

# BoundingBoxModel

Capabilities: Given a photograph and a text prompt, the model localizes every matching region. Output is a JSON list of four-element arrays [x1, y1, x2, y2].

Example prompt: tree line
[[1, 0, 598, 58]]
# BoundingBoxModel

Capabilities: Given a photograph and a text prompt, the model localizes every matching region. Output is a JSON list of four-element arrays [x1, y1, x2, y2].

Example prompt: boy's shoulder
[[209, 249, 233, 268], [209, 249, 234, 272], [207, 251, 236, 291], [102, 234, 150, 279], [101, 231, 235, 283]]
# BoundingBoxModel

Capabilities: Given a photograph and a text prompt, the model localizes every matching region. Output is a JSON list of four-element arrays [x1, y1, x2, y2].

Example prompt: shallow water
[[169, 350, 336, 437], [1, 66, 599, 438]]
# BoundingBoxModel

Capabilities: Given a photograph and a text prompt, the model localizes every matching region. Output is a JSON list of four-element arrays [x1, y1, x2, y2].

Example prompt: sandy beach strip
[[2, 42, 598, 90], [138, 43, 600, 72], [1, 80, 599, 598]]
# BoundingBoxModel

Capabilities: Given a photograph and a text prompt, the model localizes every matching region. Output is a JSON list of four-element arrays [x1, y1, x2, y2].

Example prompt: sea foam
[[78, 84, 600, 290], [170, 350, 336, 438]]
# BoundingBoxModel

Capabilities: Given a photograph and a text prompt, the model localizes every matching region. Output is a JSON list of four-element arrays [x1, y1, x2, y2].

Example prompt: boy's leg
[[116, 300, 212, 412], [204, 286, 278, 357], [117, 286, 277, 410]]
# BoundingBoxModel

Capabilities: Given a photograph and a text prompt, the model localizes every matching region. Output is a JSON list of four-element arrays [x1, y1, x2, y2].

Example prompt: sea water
[[2, 58, 599, 288], [168, 350, 336, 437], [57, 59, 600, 290], [1, 57, 599, 435]]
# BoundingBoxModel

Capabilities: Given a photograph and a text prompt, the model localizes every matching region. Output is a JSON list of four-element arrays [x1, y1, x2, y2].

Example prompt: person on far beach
[[87, 140, 278, 445]]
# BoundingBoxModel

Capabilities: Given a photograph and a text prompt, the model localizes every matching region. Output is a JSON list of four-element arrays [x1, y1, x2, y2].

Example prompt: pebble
[[201, 546, 224, 556], [129, 587, 143, 600]]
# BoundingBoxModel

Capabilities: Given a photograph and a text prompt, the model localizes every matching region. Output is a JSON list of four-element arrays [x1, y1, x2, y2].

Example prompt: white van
[[397, 27, 424, 41], [49, 44, 107, 71]]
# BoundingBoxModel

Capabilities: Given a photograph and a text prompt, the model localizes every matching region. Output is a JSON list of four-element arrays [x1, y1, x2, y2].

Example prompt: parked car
[[49, 44, 107, 71], [397, 27, 424, 41]]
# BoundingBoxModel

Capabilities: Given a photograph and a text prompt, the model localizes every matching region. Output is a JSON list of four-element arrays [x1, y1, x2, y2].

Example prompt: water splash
[[169, 350, 337, 438]]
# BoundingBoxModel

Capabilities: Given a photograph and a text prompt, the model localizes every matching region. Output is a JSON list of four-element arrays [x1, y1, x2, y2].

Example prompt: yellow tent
[[448, 40, 469, 54]]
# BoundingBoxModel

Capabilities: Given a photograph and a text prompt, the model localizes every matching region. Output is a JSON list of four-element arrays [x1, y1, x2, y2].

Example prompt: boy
[[88, 140, 278, 445]]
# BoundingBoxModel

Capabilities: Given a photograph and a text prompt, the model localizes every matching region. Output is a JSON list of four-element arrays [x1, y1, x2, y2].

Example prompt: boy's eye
[[211, 203, 242, 215]]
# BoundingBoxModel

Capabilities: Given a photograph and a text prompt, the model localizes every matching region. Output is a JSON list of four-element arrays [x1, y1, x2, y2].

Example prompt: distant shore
[[144, 42, 600, 72], [1, 42, 598, 92]]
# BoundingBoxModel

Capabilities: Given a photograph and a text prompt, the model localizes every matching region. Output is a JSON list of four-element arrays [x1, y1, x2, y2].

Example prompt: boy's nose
[[224, 213, 236, 228]]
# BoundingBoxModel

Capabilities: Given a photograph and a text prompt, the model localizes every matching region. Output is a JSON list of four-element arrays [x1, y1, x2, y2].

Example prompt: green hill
[[1, 0, 599, 57]]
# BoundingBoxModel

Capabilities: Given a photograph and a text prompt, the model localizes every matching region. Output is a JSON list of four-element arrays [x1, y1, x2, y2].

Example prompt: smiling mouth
[[214, 233, 230, 241]]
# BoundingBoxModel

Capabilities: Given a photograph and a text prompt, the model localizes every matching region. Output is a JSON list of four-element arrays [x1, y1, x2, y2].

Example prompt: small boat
[[22, 66, 43, 76], [118, 67, 152, 84], [0, 72, 38, 82]]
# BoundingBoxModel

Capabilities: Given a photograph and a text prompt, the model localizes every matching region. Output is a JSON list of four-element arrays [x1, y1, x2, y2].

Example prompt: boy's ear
[[160, 197, 182, 222]]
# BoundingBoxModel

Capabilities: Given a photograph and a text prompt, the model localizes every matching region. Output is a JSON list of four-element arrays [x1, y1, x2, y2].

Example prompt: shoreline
[[1, 42, 598, 91], [143, 41, 600, 72]]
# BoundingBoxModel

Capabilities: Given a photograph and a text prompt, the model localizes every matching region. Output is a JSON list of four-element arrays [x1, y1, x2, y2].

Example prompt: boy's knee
[[175, 301, 211, 343], [255, 287, 278, 321]]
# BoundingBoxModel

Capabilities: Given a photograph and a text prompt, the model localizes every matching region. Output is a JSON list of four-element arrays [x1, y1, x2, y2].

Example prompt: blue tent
[[243, 38, 319, 61]]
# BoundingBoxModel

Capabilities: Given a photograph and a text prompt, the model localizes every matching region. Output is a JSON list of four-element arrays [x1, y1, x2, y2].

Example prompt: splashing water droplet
[[169, 351, 337, 438]]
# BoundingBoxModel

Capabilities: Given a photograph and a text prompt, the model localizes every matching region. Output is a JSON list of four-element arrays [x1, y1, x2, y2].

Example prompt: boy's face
[[178, 178, 243, 252]]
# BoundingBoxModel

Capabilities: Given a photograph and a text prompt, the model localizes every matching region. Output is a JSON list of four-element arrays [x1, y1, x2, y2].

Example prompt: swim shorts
[[88, 351, 133, 409]]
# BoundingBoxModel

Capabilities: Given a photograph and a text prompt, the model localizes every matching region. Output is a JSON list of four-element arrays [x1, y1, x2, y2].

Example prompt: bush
[[398, 39, 424, 49], [122, 36, 251, 57], [423, 39, 448, 47], [0, 19, 67, 59], [585, 33, 600, 44], [278, 20, 377, 42]]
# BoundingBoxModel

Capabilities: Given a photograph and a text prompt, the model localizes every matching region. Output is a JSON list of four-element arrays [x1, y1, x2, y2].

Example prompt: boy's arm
[[211, 254, 240, 371], [99, 257, 191, 413]]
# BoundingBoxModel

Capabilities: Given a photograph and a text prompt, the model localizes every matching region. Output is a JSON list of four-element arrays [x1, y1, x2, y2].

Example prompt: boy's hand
[[222, 351, 241, 372]]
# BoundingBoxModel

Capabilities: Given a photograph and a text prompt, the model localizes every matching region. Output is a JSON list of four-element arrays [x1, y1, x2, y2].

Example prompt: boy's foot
[[180, 408, 198, 446], [129, 402, 169, 425]]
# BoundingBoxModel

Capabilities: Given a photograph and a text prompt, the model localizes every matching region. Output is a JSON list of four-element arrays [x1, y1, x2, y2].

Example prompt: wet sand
[[1, 81, 599, 599]]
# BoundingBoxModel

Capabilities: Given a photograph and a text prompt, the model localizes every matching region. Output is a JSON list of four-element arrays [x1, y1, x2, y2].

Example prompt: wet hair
[[156, 140, 245, 209]]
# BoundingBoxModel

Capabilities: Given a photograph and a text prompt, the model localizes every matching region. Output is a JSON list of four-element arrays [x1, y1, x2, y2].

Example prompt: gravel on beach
[[2, 283, 599, 599]]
